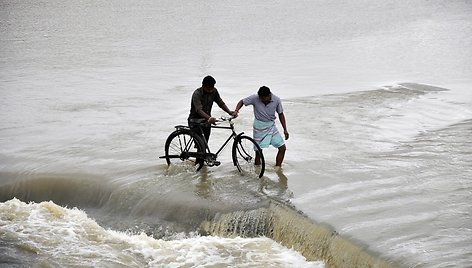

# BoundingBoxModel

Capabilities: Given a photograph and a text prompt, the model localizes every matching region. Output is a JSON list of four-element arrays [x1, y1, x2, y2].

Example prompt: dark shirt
[[188, 87, 226, 120]]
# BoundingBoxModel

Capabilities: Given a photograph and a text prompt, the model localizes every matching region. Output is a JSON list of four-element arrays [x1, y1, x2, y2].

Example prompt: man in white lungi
[[234, 86, 289, 167]]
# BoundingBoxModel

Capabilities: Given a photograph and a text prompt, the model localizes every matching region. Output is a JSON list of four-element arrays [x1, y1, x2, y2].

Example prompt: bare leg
[[275, 145, 286, 167], [255, 150, 262, 165]]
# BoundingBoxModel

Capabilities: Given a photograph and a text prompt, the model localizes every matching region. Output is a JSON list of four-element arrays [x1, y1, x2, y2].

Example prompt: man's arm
[[217, 101, 234, 116], [215, 91, 234, 117], [278, 112, 289, 140], [232, 99, 244, 117]]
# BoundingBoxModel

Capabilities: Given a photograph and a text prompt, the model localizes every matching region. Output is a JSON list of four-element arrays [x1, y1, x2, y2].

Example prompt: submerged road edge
[[201, 200, 397, 268]]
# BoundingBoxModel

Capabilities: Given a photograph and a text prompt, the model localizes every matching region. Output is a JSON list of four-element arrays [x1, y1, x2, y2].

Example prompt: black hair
[[202, 75, 216, 87], [258, 86, 271, 97]]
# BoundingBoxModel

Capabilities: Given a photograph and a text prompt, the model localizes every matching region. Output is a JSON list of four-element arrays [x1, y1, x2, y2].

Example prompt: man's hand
[[208, 117, 217, 125], [231, 110, 239, 118], [284, 131, 289, 140]]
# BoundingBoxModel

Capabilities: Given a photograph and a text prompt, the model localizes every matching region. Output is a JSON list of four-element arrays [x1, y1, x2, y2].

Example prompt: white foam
[[0, 199, 324, 267]]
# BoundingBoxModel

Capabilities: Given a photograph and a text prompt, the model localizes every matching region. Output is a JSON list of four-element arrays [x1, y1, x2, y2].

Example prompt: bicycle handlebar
[[216, 116, 235, 122], [212, 116, 236, 127]]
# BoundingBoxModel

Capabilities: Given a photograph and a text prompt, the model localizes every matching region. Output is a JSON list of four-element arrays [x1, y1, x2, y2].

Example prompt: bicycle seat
[[174, 125, 189, 130]]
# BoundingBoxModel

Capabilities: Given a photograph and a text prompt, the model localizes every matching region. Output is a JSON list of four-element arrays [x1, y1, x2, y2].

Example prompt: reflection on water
[[195, 172, 212, 199], [258, 168, 292, 202], [276, 168, 288, 189]]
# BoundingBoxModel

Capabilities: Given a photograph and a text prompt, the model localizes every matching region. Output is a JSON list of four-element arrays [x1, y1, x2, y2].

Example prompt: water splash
[[202, 201, 396, 268], [0, 198, 323, 267]]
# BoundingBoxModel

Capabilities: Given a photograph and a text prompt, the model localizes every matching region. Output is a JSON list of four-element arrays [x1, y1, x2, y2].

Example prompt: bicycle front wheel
[[164, 129, 205, 171], [232, 135, 265, 178]]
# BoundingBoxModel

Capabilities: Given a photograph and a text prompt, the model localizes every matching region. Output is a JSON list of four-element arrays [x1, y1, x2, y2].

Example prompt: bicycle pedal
[[214, 161, 221, 166]]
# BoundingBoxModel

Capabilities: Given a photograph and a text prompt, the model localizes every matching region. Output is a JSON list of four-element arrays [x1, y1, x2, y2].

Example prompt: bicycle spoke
[[165, 130, 204, 170]]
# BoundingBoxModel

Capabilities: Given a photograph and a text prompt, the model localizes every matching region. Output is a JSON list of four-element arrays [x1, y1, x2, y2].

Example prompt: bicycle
[[160, 117, 265, 178]]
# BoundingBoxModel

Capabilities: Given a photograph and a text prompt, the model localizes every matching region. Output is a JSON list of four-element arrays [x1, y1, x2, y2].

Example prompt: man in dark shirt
[[188, 75, 235, 142]]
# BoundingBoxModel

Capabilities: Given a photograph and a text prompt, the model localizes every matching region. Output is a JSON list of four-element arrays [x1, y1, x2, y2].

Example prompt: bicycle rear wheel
[[232, 135, 265, 178], [164, 129, 205, 171]]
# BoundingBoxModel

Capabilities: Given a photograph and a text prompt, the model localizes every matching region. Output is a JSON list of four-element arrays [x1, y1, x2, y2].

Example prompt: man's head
[[202, 75, 216, 93], [258, 86, 271, 104]]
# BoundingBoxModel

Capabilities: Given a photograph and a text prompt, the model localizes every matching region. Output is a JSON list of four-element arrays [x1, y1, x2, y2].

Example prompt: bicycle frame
[[194, 120, 240, 158]]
